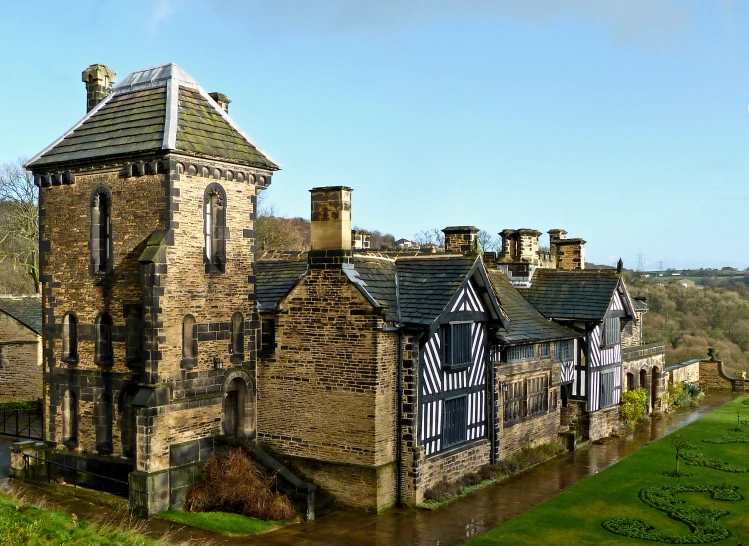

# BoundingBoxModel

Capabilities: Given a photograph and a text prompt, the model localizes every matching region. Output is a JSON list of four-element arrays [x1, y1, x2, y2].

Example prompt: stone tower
[[26, 63, 279, 515]]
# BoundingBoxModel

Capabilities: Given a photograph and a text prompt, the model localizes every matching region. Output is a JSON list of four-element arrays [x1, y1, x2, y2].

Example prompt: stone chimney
[[499, 229, 516, 260], [554, 238, 586, 270], [209, 92, 231, 113], [443, 226, 479, 254], [548, 229, 567, 260], [82, 64, 116, 113], [309, 187, 353, 269], [516, 229, 541, 262]]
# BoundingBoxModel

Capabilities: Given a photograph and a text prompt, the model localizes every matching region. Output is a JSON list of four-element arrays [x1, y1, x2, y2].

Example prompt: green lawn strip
[[468, 398, 749, 545], [157, 510, 281, 535], [0, 489, 163, 545]]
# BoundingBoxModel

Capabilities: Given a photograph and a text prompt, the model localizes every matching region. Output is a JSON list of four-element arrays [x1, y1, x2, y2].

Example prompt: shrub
[[186, 449, 296, 521], [620, 388, 648, 424]]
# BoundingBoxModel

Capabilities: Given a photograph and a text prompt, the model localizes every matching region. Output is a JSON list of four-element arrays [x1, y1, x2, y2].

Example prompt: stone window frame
[[62, 389, 78, 447], [119, 386, 138, 459], [94, 391, 113, 455], [61, 312, 79, 364], [527, 374, 549, 417], [203, 183, 228, 274], [90, 185, 113, 275], [539, 341, 551, 359], [124, 305, 144, 368], [181, 314, 198, 369], [95, 312, 114, 367], [230, 312, 245, 364], [503, 380, 524, 425], [0, 345, 7, 369]]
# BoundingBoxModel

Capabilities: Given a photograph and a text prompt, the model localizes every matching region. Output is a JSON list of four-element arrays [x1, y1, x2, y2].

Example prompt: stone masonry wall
[[417, 440, 491, 499], [588, 406, 621, 442], [0, 312, 42, 402], [699, 359, 734, 391], [257, 268, 398, 510], [40, 169, 165, 451], [668, 361, 700, 384]]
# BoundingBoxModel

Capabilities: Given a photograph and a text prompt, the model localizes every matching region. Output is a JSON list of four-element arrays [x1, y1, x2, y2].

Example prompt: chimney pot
[[81, 64, 116, 113], [209, 92, 231, 113]]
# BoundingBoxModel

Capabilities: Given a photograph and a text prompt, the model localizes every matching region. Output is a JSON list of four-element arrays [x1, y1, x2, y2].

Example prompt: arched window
[[182, 314, 197, 368], [125, 306, 143, 367], [95, 312, 113, 366], [231, 312, 244, 362], [94, 392, 112, 454], [204, 183, 226, 273], [91, 186, 112, 274], [62, 313, 78, 363], [62, 390, 78, 446]]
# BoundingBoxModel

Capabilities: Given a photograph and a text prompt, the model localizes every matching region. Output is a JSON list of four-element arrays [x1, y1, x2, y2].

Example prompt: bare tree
[[477, 230, 500, 253], [668, 433, 693, 476], [413, 228, 445, 248], [0, 159, 39, 293], [255, 194, 309, 251]]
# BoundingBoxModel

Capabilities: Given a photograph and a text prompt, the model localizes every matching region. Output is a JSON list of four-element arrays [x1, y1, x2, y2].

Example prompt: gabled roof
[[487, 270, 578, 345], [525, 269, 628, 322], [255, 252, 505, 329], [0, 295, 42, 335], [27, 63, 279, 171]]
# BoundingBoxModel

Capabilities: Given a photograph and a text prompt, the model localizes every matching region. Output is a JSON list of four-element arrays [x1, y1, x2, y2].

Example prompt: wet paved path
[[0, 394, 740, 546]]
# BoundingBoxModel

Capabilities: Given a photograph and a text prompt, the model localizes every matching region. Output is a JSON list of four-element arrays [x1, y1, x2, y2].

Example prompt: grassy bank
[[157, 510, 280, 535], [0, 489, 168, 545], [470, 397, 749, 545]]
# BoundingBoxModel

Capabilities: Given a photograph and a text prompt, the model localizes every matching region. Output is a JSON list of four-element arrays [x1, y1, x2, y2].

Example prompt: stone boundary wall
[[588, 406, 621, 442], [699, 358, 735, 391], [666, 360, 700, 384]]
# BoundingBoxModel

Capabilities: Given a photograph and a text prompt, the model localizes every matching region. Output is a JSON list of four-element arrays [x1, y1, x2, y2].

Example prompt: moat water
[[0, 393, 740, 545]]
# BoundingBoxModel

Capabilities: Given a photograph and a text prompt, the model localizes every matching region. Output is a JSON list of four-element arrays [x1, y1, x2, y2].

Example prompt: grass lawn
[[157, 510, 281, 535], [0, 489, 165, 545], [469, 398, 749, 545]]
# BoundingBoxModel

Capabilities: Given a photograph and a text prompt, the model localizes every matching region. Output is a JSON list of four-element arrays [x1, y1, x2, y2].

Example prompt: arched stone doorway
[[222, 369, 255, 438], [651, 367, 660, 411], [626, 373, 634, 392]]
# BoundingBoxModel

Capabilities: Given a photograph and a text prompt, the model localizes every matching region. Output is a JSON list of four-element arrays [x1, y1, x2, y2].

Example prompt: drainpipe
[[489, 334, 497, 464]]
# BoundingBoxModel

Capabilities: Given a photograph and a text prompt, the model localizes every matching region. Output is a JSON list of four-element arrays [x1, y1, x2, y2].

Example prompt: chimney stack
[[82, 64, 116, 113], [499, 229, 515, 259], [443, 226, 479, 254], [553, 238, 586, 270], [209, 92, 231, 113], [548, 229, 568, 261], [516, 229, 541, 262], [309, 187, 353, 269]]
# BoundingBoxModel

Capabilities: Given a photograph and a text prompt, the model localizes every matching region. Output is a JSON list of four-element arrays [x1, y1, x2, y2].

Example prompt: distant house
[[395, 238, 420, 250], [0, 295, 43, 403]]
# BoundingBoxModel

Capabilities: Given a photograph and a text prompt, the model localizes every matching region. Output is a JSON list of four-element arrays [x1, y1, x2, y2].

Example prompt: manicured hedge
[[602, 484, 741, 543]]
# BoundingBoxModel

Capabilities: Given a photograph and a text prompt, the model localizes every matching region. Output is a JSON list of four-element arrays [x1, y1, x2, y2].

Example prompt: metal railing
[[0, 408, 43, 439], [21, 452, 129, 497]]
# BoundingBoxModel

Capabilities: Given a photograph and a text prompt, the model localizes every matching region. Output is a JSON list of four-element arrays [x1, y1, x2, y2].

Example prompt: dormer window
[[443, 322, 472, 370], [91, 186, 112, 274], [204, 183, 227, 273]]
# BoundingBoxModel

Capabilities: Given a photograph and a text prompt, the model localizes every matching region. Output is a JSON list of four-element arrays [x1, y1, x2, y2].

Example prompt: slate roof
[[487, 271, 578, 345], [0, 295, 42, 335], [396, 256, 475, 326], [255, 259, 308, 311], [255, 253, 494, 328], [525, 269, 622, 321], [27, 63, 279, 170]]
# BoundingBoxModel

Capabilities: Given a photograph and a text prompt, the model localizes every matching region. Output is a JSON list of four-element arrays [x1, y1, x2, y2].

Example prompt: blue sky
[[2, 1, 747, 269]]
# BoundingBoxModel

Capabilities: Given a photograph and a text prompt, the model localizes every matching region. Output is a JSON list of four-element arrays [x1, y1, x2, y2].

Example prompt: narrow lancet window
[[231, 312, 244, 361], [95, 312, 113, 366], [182, 314, 198, 368], [91, 186, 112, 274], [204, 184, 226, 272], [62, 390, 78, 446], [62, 313, 78, 363]]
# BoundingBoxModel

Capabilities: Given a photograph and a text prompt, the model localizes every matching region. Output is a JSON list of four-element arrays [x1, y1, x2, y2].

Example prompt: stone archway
[[626, 373, 634, 392], [221, 369, 255, 438], [651, 367, 660, 411]]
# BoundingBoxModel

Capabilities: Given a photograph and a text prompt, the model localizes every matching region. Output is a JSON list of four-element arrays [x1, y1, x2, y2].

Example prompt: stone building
[[525, 269, 642, 441], [0, 295, 43, 403], [486, 272, 581, 460], [256, 195, 508, 510], [25, 63, 278, 515]]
